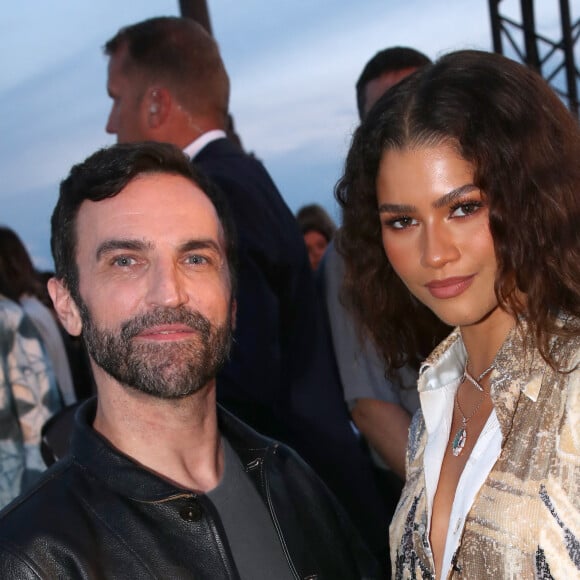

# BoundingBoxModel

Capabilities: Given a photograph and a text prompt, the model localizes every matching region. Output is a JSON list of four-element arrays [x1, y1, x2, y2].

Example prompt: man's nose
[[146, 260, 189, 308], [105, 107, 117, 135]]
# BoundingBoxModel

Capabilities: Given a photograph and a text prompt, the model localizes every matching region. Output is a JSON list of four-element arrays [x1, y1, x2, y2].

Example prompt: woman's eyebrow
[[378, 202, 416, 213], [432, 184, 479, 209], [378, 184, 479, 214]]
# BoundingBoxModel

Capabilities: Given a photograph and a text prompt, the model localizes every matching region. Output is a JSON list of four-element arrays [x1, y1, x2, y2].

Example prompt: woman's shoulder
[[548, 315, 580, 373]]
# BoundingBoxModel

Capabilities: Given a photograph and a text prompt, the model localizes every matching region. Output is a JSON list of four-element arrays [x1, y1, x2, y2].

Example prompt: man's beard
[[79, 302, 232, 400]]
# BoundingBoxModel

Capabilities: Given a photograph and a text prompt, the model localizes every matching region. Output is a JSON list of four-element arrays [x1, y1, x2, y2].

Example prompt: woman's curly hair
[[336, 50, 580, 370]]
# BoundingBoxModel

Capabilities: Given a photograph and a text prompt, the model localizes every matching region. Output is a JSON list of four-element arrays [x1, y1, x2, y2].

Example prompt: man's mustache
[[120, 307, 212, 341]]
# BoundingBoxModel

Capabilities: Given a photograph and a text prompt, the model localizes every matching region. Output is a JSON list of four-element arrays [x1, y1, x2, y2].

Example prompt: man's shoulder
[[0, 457, 78, 526], [194, 139, 281, 199], [221, 417, 381, 578], [195, 137, 254, 165], [0, 449, 138, 577], [0, 457, 83, 569], [219, 406, 319, 480]]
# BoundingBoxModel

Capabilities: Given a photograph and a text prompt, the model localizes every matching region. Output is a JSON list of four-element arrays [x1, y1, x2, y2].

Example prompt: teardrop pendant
[[452, 427, 467, 456]]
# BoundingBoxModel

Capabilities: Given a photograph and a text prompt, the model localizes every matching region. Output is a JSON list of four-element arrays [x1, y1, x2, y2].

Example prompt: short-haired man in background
[[355, 46, 431, 119], [0, 142, 378, 579]]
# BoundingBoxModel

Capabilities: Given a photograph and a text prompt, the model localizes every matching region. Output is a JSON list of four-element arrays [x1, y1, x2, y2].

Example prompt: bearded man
[[0, 142, 378, 579]]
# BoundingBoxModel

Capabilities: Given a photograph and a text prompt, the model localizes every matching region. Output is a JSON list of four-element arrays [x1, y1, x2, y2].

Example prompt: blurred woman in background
[[296, 203, 337, 271], [0, 226, 76, 406]]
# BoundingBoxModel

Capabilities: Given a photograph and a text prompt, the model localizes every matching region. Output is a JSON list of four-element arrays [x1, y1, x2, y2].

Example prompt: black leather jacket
[[0, 399, 380, 579]]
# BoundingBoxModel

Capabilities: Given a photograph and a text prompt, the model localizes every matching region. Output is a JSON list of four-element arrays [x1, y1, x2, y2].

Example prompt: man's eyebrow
[[96, 239, 150, 261], [95, 238, 224, 262], [178, 239, 223, 255], [378, 184, 479, 214]]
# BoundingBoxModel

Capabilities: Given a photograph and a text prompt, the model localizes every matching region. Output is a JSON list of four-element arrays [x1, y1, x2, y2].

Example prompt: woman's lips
[[425, 275, 474, 299]]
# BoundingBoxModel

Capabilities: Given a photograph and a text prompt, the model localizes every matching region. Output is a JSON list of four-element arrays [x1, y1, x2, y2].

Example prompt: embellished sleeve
[[540, 352, 580, 577]]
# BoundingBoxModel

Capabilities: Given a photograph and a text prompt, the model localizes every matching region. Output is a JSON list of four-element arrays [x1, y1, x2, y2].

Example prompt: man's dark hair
[[355, 46, 431, 118], [51, 142, 237, 301]]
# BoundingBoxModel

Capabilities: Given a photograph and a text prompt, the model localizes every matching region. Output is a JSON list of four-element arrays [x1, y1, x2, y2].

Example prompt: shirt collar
[[418, 329, 465, 395], [417, 330, 465, 436], [419, 322, 547, 442], [183, 130, 227, 160]]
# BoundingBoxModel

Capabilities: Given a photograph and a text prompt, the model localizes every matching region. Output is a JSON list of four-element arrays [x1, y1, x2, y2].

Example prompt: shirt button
[[417, 523, 426, 535], [180, 502, 202, 522]]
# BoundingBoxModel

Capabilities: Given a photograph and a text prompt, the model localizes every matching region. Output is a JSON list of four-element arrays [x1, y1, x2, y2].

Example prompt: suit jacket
[[195, 138, 315, 438], [194, 138, 390, 566]]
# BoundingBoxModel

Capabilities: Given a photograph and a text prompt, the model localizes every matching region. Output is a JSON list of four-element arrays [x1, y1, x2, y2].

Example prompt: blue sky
[[1, 0, 576, 268]]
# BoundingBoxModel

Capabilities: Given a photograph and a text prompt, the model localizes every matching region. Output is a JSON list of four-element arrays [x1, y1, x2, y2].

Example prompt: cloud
[[221, 0, 492, 159]]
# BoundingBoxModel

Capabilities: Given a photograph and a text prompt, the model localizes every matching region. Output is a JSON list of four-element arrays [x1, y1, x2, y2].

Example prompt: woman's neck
[[459, 305, 516, 376]]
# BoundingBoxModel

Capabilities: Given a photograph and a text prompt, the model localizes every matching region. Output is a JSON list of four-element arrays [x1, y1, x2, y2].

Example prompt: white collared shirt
[[182, 129, 227, 160], [418, 338, 502, 578]]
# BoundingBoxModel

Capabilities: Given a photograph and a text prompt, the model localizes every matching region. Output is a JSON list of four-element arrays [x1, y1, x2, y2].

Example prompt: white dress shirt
[[418, 337, 502, 578], [182, 129, 227, 160]]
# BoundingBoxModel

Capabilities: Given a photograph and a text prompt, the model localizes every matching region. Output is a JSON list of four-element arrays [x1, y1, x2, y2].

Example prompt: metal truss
[[489, 0, 580, 117]]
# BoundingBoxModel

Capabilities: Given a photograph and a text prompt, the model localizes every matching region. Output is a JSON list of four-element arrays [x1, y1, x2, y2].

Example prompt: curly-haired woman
[[336, 50, 580, 578]]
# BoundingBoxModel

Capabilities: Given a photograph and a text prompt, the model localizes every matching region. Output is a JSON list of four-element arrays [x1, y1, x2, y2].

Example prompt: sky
[[1, 0, 577, 269]]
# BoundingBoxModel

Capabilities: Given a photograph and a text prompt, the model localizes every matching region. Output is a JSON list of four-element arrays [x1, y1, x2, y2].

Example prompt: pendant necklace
[[451, 361, 495, 457], [461, 359, 495, 392]]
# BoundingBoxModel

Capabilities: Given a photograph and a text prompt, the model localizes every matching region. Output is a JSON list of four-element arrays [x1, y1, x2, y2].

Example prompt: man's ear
[[146, 86, 172, 129], [47, 277, 83, 337]]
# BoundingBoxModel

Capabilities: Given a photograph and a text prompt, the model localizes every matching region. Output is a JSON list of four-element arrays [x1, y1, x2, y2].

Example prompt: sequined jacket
[[390, 323, 580, 579]]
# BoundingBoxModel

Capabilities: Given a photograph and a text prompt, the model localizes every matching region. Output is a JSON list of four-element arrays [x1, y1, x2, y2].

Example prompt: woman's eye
[[450, 202, 483, 218], [385, 216, 417, 230]]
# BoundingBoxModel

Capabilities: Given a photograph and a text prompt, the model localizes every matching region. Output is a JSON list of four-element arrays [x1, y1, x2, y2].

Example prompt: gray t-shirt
[[207, 439, 294, 580], [321, 240, 420, 414]]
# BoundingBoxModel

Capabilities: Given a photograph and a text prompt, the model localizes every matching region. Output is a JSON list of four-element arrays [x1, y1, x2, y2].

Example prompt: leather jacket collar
[[71, 397, 273, 502]]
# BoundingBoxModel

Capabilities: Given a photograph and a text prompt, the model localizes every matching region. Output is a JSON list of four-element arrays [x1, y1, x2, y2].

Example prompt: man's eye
[[112, 256, 136, 267], [186, 255, 209, 266]]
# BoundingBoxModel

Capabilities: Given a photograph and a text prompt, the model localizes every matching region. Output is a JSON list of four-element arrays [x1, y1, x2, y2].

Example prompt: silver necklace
[[451, 362, 494, 457], [461, 359, 495, 392]]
